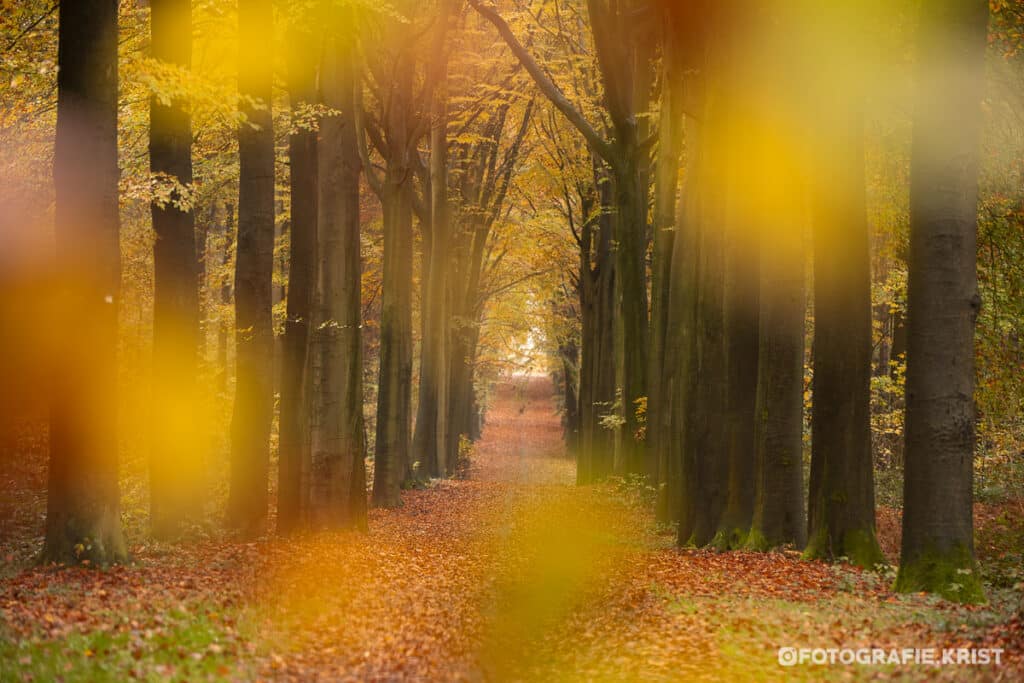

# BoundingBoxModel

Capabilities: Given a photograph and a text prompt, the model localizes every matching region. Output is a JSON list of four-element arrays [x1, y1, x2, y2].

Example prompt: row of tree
[[41, 0, 538, 561], [486, 0, 989, 602], [36, 0, 995, 605]]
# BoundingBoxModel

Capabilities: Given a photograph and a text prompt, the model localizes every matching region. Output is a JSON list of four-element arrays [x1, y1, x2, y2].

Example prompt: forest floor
[[1, 377, 1023, 682]]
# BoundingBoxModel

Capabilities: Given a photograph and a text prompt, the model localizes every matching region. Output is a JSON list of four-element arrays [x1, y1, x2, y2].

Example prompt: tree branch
[[469, 0, 616, 166]]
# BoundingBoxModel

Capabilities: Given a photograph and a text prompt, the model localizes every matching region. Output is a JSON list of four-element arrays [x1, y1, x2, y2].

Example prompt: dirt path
[[1, 377, 1021, 681], [252, 377, 1021, 681]]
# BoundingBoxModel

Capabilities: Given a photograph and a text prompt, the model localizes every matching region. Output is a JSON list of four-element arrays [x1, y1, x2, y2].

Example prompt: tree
[[227, 0, 275, 534], [149, 0, 202, 540], [361, 17, 419, 507], [896, 0, 989, 603], [304, 23, 368, 529], [412, 0, 458, 479], [805, 109, 884, 567], [43, 0, 128, 565], [647, 1, 687, 505], [745, 177, 806, 552], [278, 21, 319, 533], [735, 2, 807, 553]]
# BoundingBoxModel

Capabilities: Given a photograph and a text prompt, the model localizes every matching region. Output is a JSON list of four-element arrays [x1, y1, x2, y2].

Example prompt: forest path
[[251, 377, 983, 682], [255, 376, 653, 681], [2, 378, 1018, 681]]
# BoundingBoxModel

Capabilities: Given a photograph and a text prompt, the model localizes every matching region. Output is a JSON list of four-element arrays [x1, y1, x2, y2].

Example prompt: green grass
[[0, 609, 250, 682]]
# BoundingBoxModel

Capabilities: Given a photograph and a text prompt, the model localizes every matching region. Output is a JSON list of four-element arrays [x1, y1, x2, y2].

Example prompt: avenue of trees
[[3, 0, 1023, 607]]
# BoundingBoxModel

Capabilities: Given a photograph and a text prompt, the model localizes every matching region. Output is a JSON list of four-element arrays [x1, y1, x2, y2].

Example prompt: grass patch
[[0, 608, 250, 682]]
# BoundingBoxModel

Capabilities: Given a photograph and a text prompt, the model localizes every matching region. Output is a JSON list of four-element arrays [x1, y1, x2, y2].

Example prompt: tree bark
[[305, 33, 368, 530], [227, 0, 275, 534], [217, 203, 234, 391], [149, 0, 201, 541], [805, 111, 884, 568], [372, 49, 415, 508], [648, 19, 686, 501], [412, 0, 455, 479], [712, 169, 760, 549], [43, 0, 128, 566], [896, 0, 988, 603], [583, 166, 618, 482], [747, 190, 806, 551], [278, 29, 319, 533], [688, 158, 728, 547], [672, 109, 705, 542]]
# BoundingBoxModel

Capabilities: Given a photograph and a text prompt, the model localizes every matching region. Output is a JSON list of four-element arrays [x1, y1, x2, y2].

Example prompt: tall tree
[[579, 161, 618, 483], [43, 0, 128, 565], [149, 0, 202, 540], [683, 42, 731, 546], [896, 0, 989, 603], [361, 30, 419, 507], [740, 1, 807, 553], [278, 23, 319, 533], [746, 186, 806, 552], [805, 109, 885, 568], [668, 110, 703, 534], [304, 24, 367, 529], [226, 0, 275, 534], [412, 0, 457, 479], [647, 2, 687, 503], [711, 98, 760, 548]]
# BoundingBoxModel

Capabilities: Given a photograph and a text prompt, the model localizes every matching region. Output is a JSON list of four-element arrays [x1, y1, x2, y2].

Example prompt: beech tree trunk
[[227, 0, 275, 534], [305, 34, 367, 530], [805, 111, 884, 568], [278, 30, 318, 533], [580, 168, 617, 483], [372, 50, 415, 507], [412, 0, 455, 480], [216, 203, 234, 391], [712, 34, 759, 549], [43, 0, 128, 565], [149, 0, 201, 540], [688, 210, 728, 546], [896, 0, 988, 603], [713, 168, 760, 548], [686, 70, 730, 546], [747, 196, 806, 551], [647, 19, 686, 501], [667, 117, 702, 533], [610, 143, 649, 478]]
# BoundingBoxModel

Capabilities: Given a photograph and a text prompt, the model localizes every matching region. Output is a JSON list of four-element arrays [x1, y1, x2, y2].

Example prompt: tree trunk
[[227, 0, 275, 534], [896, 0, 988, 603], [149, 0, 201, 541], [278, 30, 318, 533], [412, 2, 454, 479], [647, 26, 686, 498], [576, 187, 600, 483], [611, 150, 649, 478], [805, 111, 884, 568], [305, 33, 367, 530], [560, 339, 580, 451], [217, 203, 234, 391], [587, 169, 618, 482], [672, 109, 706, 542], [688, 165, 728, 547], [372, 57, 415, 505], [712, 178, 760, 549], [43, 0, 128, 566], [746, 192, 806, 551]]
